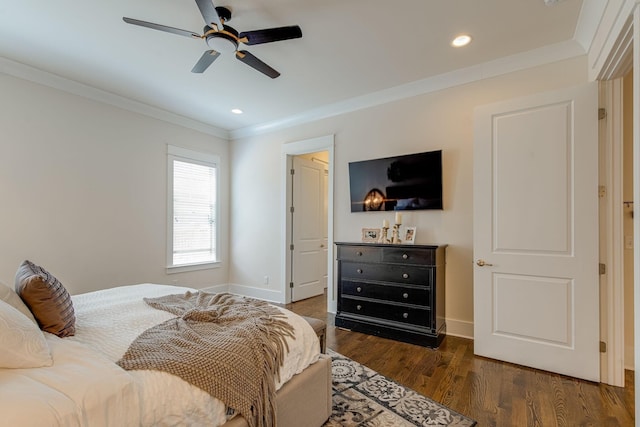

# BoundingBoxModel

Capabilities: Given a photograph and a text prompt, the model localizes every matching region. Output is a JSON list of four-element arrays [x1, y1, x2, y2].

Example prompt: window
[[167, 146, 219, 271]]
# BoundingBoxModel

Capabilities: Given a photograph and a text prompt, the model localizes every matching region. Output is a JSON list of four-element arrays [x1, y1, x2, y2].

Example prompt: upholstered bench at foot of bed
[[301, 316, 326, 354], [221, 354, 332, 427]]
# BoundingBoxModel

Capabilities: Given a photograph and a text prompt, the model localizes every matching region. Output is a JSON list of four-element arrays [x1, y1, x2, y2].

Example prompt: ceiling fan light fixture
[[451, 34, 472, 47], [206, 34, 238, 53]]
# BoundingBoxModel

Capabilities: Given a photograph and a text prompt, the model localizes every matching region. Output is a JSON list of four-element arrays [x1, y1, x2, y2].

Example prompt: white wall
[[0, 73, 230, 295], [229, 56, 589, 337]]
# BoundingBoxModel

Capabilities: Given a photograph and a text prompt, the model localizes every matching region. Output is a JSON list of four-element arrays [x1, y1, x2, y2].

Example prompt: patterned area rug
[[323, 350, 477, 427]]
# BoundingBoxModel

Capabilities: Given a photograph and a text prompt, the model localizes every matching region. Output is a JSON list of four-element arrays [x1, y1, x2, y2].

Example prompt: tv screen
[[348, 150, 443, 212]]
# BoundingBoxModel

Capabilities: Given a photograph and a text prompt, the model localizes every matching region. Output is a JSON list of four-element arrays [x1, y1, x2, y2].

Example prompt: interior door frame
[[594, 5, 636, 389], [593, 4, 640, 413], [599, 79, 626, 387], [281, 135, 335, 309]]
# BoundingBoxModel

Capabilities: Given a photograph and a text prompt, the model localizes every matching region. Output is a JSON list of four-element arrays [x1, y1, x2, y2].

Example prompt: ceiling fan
[[123, 0, 302, 78]]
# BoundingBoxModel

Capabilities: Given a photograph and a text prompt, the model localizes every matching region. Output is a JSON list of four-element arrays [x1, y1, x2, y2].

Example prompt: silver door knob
[[476, 259, 494, 267]]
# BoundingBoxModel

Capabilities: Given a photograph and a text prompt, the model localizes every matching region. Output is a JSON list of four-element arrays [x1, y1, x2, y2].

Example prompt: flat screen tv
[[348, 150, 443, 212]]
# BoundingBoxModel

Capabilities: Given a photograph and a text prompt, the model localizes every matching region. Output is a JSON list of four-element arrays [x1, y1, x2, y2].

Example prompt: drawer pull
[[357, 268, 363, 274], [402, 273, 409, 279], [402, 293, 409, 299], [356, 251, 363, 256], [402, 312, 409, 319], [356, 287, 362, 293], [402, 253, 408, 260], [357, 305, 362, 311]]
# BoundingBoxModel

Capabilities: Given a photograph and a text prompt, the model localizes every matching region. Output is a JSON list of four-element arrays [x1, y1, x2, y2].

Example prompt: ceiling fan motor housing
[[205, 25, 239, 53]]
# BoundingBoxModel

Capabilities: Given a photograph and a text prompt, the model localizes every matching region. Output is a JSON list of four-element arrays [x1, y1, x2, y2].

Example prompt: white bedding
[[68, 284, 321, 427], [0, 333, 140, 427], [0, 284, 320, 427]]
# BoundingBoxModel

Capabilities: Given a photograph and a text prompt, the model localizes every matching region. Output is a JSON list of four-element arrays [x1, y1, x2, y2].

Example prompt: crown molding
[[0, 36, 587, 143], [229, 39, 586, 140], [0, 57, 230, 140], [574, 0, 609, 54]]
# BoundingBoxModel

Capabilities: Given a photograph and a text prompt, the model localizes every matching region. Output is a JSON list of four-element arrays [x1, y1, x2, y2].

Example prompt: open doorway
[[281, 135, 335, 309], [622, 71, 635, 374], [289, 152, 329, 302], [599, 72, 635, 387]]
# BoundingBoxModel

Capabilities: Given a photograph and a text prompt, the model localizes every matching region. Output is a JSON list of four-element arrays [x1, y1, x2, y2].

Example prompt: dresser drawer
[[341, 298, 431, 328], [341, 280, 430, 306], [341, 261, 432, 284], [337, 245, 381, 262], [381, 247, 435, 266]]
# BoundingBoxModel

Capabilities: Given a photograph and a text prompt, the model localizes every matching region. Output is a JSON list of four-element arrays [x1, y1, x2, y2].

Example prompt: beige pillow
[[15, 260, 76, 338], [0, 299, 53, 368], [0, 280, 37, 324]]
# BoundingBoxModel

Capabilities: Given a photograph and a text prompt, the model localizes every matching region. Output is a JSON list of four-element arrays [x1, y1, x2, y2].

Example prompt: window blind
[[172, 159, 217, 265]]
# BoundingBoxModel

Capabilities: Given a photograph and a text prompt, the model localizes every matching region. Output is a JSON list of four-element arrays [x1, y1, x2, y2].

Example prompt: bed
[[0, 261, 331, 427]]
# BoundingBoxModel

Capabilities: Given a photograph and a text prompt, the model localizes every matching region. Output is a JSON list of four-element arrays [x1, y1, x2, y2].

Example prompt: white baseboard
[[445, 317, 474, 340], [199, 283, 230, 294], [227, 283, 286, 304], [625, 344, 635, 371]]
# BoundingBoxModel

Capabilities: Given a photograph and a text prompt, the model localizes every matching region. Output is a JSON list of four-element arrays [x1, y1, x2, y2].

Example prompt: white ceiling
[[0, 0, 588, 137]]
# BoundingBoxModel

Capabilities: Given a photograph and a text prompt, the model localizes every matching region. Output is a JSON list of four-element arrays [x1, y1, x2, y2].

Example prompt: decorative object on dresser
[[334, 242, 446, 348], [361, 228, 380, 243], [403, 226, 417, 244]]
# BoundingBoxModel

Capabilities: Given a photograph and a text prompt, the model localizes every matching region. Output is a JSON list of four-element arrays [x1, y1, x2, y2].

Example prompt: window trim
[[166, 145, 220, 273]]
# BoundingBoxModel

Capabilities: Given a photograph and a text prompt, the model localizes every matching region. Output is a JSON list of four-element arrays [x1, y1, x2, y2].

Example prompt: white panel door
[[291, 156, 326, 301], [473, 83, 600, 381]]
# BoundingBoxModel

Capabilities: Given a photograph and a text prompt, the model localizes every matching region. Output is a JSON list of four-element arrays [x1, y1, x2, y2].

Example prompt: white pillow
[[0, 299, 53, 368], [0, 280, 37, 324]]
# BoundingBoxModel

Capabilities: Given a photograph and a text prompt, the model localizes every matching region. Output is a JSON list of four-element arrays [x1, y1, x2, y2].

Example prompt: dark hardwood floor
[[285, 294, 635, 427]]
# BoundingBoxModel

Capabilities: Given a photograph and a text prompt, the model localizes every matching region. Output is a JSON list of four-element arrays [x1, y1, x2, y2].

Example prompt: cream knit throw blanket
[[117, 292, 295, 427]]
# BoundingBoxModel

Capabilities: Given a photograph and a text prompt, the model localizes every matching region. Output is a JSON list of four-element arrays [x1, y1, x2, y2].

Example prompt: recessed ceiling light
[[231, 108, 243, 115], [451, 34, 472, 48]]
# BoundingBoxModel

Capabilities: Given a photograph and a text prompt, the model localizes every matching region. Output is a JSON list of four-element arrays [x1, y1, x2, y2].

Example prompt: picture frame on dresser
[[361, 228, 380, 243], [404, 227, 417, 244]]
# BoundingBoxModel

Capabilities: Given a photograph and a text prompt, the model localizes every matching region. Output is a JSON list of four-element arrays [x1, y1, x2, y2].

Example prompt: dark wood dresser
[[334, 242, 447, 348]]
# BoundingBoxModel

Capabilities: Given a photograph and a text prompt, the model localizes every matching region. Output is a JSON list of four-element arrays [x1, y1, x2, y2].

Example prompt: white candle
[[395, 212, 402, 224], [383, 219, 389, 228]]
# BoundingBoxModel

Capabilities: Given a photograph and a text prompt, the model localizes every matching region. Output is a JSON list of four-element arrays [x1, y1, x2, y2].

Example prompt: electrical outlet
[[263, 276, 269, 285]]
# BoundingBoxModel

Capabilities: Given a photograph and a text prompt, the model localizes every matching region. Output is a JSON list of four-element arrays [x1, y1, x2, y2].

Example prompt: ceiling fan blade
[[236, 50, 280, 78], [123, 17, 201, 39], [195, 0, 223, 30], [191, 50, 220, 73], [238, 26, 302, 45]]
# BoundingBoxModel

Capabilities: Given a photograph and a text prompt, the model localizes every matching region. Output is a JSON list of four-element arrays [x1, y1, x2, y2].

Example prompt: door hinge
[[599, 263, 606, 275], [289, 282, 294, 288], [598, 108, 606, 120], [290, 244, 294, 251], [290, 168, 295, 175], [290, 206, 294, 213], [600, 341, 607, 353]]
